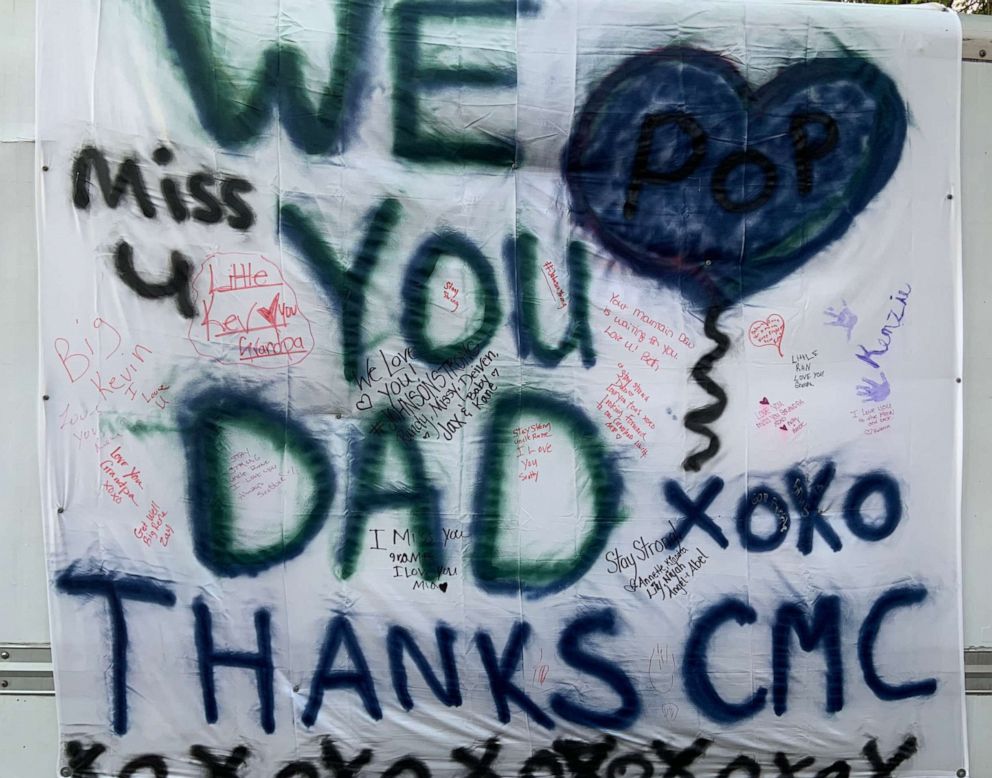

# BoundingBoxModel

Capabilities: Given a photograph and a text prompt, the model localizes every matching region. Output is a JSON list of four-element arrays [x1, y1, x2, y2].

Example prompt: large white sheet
[[36, 1, 965, 776]]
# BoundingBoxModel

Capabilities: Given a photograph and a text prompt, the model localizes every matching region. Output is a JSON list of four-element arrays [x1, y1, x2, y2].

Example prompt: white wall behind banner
[[2, 1, 992, 775]]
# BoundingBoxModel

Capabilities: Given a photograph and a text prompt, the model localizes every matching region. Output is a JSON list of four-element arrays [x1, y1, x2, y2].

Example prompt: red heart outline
[[748, 315, 785, 357]]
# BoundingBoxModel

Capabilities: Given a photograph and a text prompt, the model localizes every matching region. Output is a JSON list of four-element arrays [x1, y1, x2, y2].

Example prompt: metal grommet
[[42, 165, 50, 172], [956, 377, 962, 384], [947, 194, 953, 200], [293, 684, 301, 693], [956, 769, 967, 778], [57, 507, 65, 514], [42, 394, 50, 401], [60, 768, 72, 778]]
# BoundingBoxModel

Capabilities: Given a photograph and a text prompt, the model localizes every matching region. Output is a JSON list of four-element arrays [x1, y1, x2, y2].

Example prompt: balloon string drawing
[[681, 304, 732, 471], [564, 46, 907, 470]]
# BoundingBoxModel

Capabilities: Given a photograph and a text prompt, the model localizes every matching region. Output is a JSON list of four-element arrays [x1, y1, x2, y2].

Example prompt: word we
[[143, 0, 532, 165]]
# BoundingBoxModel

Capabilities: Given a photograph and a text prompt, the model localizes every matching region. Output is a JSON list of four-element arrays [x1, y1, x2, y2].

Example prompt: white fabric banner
[[37, 1, 965, 776]]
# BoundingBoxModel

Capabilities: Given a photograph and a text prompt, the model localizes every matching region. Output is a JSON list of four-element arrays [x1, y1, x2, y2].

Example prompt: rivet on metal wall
[[980, 49, 987, 59], [0, 651, 9, 660], [957, 769, 967, 778], [0, 680, 8, 688]]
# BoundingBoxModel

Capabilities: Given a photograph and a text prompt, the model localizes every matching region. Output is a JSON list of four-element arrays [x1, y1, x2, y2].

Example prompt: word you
[[748, 315, 785, 357], [188, 253, 315, 368], [63, 732, 921, 778]]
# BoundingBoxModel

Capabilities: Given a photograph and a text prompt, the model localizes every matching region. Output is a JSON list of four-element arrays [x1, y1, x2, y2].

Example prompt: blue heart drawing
[[564, 47, 907, 308]]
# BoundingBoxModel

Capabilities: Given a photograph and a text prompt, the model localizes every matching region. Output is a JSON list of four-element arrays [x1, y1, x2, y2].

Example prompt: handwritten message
[[360, 348, 500, 441], [188, 253, 315, 367], [597, 364, 657, 457]]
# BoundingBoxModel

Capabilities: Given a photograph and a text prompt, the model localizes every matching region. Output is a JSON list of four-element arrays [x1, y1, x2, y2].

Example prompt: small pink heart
[[779, 424, 788, 431], [748, 315, 785, 357], [759, 397, 770, 405]]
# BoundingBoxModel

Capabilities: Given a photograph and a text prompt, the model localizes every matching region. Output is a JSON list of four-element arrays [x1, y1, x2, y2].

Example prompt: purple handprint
[[856, 372, 890, 403], [824, 300, 858, 341]]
